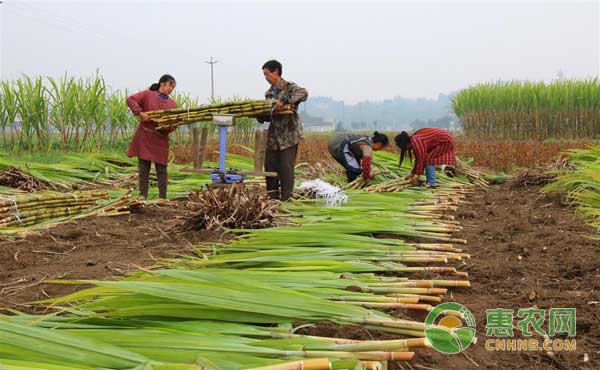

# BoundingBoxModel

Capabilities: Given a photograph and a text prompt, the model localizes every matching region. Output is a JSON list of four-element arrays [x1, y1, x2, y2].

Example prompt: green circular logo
[[425, 302, 476, 354]]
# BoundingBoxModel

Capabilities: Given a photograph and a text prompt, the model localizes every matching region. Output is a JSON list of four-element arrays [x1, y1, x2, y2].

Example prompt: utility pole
[[205, 56, 219, 101], [194, 56, 218, 170]]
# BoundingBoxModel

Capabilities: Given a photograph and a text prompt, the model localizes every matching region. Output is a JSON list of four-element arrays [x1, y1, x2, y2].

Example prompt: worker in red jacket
[[395, 128, 456, 188], [127, 74, 177, 200]]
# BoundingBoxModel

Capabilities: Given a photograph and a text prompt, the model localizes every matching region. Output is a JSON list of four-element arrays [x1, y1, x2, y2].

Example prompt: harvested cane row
[[0, 157, 482, 369], [145, 100, 295, 129]]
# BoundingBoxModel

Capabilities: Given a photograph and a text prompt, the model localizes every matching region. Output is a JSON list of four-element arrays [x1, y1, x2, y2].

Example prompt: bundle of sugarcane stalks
[[447, 160, 490, 189], [344, 170, 391, 190], [459, 168, 489, 188], [363, 178, 411, 192], [0, 190, 109, 228], [0, 166, 49, 192], [91, 191, 143, 218], [146, 100, 295, 129], [176, 185, 288, 231]]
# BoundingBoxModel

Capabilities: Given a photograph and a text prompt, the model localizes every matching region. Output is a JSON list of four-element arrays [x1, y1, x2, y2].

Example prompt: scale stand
[[208, 114, 244, 184], [180, 114, 278, 181]]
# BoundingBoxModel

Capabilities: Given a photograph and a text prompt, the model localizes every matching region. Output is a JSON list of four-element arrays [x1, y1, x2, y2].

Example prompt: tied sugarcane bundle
[[447, 159, 490, 188], [462, 168, 489, 188], [0, 190, 109, 228], [35, 191, 144, 230], [363, 178, 412, 193], [88, 191, 144, 218], [344, 170, 390, 190], [146, 100, 296, 129]]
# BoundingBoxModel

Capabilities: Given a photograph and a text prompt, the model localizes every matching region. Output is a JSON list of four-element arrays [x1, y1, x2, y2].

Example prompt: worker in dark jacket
[[328, 132, 389, 183], [260, 60, 308, 201]]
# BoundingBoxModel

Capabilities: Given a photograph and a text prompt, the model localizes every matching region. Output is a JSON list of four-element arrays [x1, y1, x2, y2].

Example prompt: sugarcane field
[[0, 2, 599, 370]]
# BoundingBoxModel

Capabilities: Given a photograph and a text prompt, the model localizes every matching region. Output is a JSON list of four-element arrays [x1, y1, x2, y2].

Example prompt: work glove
[[362, 156, 372, 182]]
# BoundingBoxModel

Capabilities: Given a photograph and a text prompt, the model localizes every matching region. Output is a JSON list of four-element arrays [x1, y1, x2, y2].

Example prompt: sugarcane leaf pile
[[0, 174, 475, 369], [0, 166, 49, 192], [0, 152, 254, 201], [175, 185, 285, 231], [511, 157, 575, 188], [0, 153, 139, 189], [0, 145, 484, 369]]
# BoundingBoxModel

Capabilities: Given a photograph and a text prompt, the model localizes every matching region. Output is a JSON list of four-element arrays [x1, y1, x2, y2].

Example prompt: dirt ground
[[0, 183, 598, 369], [0, 202, 220, 312], [302, 183, 600, 370], [400, 183, 598, 369]]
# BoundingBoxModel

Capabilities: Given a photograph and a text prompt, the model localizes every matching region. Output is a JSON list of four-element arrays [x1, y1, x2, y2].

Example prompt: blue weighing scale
[[209, 114, 244, 184]]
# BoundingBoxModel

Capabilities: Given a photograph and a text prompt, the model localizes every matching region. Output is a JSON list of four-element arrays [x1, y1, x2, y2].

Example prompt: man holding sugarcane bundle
[[260, 60, 308, 201], [395, 128, 456, 188], [127, 74, 177, 200], [328, 132, 389, 183]]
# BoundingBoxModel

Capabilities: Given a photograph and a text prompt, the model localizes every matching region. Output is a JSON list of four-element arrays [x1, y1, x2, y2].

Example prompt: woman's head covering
[[395, 131, 411, 166]]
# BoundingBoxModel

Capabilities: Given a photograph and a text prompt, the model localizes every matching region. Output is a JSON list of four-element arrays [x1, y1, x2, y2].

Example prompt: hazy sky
[[1, 0, 598, 104]]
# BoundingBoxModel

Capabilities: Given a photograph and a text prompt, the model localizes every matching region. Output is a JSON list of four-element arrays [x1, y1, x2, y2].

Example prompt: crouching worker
[[328, 132, 389, 183], [395, 128, 456, 188]]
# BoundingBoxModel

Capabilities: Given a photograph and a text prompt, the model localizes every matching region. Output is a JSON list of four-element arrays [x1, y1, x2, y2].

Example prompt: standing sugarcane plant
[[0, 72, 268, 153], [0, 80, 18, 151], [106, 89, 136, 148], [76, 73, 106, 151], [14, 75, 50, 153], [453, 79, 600, 140], [47, 74, 80, 152]]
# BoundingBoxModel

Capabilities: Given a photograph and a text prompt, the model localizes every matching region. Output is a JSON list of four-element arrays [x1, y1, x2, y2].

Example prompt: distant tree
[[303, 94, 457, 131]]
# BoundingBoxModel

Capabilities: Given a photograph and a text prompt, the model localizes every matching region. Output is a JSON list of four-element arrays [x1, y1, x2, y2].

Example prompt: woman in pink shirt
[[127, 74, 177, 199]]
